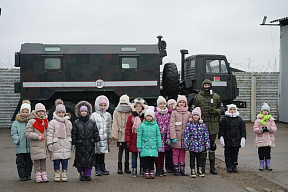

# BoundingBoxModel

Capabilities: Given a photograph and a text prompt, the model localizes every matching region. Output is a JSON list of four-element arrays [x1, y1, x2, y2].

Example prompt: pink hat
[[98, 98, 107, 105], [55, 99, 66, 113], [190, 107, 203, 123], [35, 103, 46, 112], [177, 95, 187, 106], [167, 99, 176, 106]]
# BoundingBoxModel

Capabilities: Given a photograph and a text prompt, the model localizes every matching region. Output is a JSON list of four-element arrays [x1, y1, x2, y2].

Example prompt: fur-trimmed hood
[[94, 95, 109, 112], [75, 101, 93, 117], [130, 97, 148, 117]]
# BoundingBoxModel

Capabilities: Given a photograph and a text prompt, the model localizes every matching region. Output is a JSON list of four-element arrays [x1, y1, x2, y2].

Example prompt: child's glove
[[172, 139, 178, 143], [157, 148, 162, 152], [137, 148, 142, 152], [38, 135, 45, 141], [220, 136, 225, 147], [72, 145, 76, 153], [262, 127, 269, 133], [47, 144, 53, 152], [240, 137, 245, 148], [184, 147, 189, 151]]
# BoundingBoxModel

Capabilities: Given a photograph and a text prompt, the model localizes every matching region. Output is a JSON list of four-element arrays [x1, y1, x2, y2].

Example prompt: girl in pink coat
[[169, 95, 191, 176], [253, 102, 277, 171]]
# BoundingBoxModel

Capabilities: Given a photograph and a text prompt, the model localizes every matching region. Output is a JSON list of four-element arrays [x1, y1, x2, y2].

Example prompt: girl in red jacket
[[125, 98, 148, 177]]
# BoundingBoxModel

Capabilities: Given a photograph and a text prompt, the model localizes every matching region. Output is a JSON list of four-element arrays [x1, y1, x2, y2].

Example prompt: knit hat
[[20, 100, 31, 114], [167, 99, 176, 106], [99, 98, 107, 105], [157, 96, 166, 106], [144, 106, 155, 119], [177, 95, 187, 106], [80, 105, 88, 112], [55, 99, 66, 113], [35, 103, 46, 112], [191, 107, 203, 123], [119, 94, 130, 105], [261, 102, 270, 112]]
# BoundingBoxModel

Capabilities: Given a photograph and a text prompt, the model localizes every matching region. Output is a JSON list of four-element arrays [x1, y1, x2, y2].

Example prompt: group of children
[[11, 93, 277, 182]]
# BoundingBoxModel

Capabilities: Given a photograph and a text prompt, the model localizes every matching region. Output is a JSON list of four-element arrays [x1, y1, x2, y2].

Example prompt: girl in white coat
[[91, 95, 112, 176]]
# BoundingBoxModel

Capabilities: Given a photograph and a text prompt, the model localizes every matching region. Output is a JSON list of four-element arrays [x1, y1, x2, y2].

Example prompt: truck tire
[[162, 63, 180, 99]]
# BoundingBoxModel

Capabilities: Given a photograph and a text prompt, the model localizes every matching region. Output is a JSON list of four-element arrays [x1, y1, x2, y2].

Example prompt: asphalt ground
[[0, 122, 287, 192]]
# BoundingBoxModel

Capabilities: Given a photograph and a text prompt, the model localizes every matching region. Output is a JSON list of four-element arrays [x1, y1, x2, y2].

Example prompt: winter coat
[[219, 112, 246, 148], [91, 96, 112, 154], [72, 101, 100, 168], [11, 114, 30, 154], [111, 110, 131, 142], [125, 114, 144, 152], [47, 113, 72, 160], [183, 121, 210, 153], [169, 110, 191, 149], [253, 114, 277, 148], [24, 111, 48, 160], [154, 109, 171, 152], [137, 120, 162, 157]]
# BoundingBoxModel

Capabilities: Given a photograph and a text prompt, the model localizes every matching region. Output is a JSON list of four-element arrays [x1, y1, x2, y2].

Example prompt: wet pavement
[[0, 122, 287, 192]]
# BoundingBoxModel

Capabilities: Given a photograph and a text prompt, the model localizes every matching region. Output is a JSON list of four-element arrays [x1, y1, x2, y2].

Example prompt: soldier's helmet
[[202, 79, 212, 87]]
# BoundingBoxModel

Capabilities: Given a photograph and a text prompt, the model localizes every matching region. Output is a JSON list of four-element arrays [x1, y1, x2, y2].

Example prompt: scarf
[[33, 118, 48, 133], [79, 115, 89, 123], [53, 113, 71, 138], [16, 114, 30, 122], [157, 107, 168, 114], [132, 116, 142, 134], [176, 106, 189, 114], [115, 104, 131, 113], [259, 113, 272, 125]]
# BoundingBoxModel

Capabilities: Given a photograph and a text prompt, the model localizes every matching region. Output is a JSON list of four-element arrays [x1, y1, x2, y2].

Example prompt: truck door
[[203, 58, 233, 103]]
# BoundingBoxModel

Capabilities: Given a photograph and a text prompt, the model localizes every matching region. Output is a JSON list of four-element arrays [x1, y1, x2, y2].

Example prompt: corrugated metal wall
[[233, 72, 279, 121], [0, 69, 20, 128]]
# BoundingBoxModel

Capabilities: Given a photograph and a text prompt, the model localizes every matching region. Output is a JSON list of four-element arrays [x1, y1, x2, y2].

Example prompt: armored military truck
[[13, 36, 244, 121], [161, 50, 246, 109]]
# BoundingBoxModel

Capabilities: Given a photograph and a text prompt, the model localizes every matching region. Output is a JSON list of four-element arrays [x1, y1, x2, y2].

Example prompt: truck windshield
[[206, 59, 228, 73]]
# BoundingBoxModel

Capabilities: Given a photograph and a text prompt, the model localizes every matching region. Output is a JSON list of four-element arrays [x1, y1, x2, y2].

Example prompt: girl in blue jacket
[[11, 100, 33, 181]]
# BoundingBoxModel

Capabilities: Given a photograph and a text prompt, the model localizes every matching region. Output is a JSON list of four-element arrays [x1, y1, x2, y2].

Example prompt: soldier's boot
[[54, 170, 61, 182], [209, 160, 218, 175], [232, 162, 238, 173], [265, 159, 272, 171], [259, 160, 264, 171], [100, 163, 109, 175], [117, 162, 123, 174], [124, 162, 131, 174], [173, 164, 180, 176], [132, 168, 137, 178], [179, 162, 188, 176]]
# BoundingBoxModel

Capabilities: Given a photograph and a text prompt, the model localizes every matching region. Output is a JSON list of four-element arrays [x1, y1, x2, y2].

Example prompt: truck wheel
[[162, 63, 180, 99], [48, 102, 76, 122]]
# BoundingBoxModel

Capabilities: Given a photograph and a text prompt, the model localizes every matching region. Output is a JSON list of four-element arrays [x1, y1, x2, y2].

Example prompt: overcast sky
[[0, 0, 287, 72]]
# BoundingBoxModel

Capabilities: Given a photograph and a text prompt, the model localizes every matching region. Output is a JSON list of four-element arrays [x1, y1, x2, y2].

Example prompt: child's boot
[[149, 170, 155, 179], [265, 159, 272, 171], [41, 171, 49, 182], [124, 162, 131, 174], [54, 170, 61, 182], [79, 171, 85, 181], [190, 169, 196, 178], [132, 168, 137, 178], [35, 172, 43, 183], [61, 170, 67, 182], [179, 162, 188, 176], [144, 169, 149, 179], [101, 163, 109, 175], [95, 164, 102, 176], [140, 168, 144, 177], [201, 159, 206, 174], [162, 169, 166, 176], [259, 160, 264, 171], [117, 162, 123, 174], [173, 164, 180, 176], [198, 167, 205, 177]]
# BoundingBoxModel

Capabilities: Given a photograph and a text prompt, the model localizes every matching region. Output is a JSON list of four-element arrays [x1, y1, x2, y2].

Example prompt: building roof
[[270, 17, 288, 26]]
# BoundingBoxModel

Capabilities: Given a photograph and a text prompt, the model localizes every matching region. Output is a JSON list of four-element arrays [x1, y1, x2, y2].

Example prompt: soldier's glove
[[209, 107, 219, 115], [262, 127, 269, 133]]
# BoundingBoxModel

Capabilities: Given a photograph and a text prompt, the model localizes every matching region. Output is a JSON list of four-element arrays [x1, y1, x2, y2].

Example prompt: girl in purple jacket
[[184, 107, 210, 178]]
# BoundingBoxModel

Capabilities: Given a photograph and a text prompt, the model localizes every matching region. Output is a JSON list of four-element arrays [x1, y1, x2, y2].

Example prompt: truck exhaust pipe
[[180, 49, 189, 81]]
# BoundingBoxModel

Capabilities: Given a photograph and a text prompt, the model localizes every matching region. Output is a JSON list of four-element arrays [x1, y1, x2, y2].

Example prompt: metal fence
[[0, 69, 279, 128]]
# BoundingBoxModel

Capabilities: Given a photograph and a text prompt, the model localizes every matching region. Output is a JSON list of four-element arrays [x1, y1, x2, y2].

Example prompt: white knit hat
[[157, 96, 166, 106], [261, 102, 270, 112], [144, 106, 155, 119], [20, 100, 31, 114], [119, 94, 130, 105]]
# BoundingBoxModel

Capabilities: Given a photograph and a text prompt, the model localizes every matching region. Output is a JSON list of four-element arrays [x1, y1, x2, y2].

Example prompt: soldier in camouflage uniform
[[193, 79, 224, 175]]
